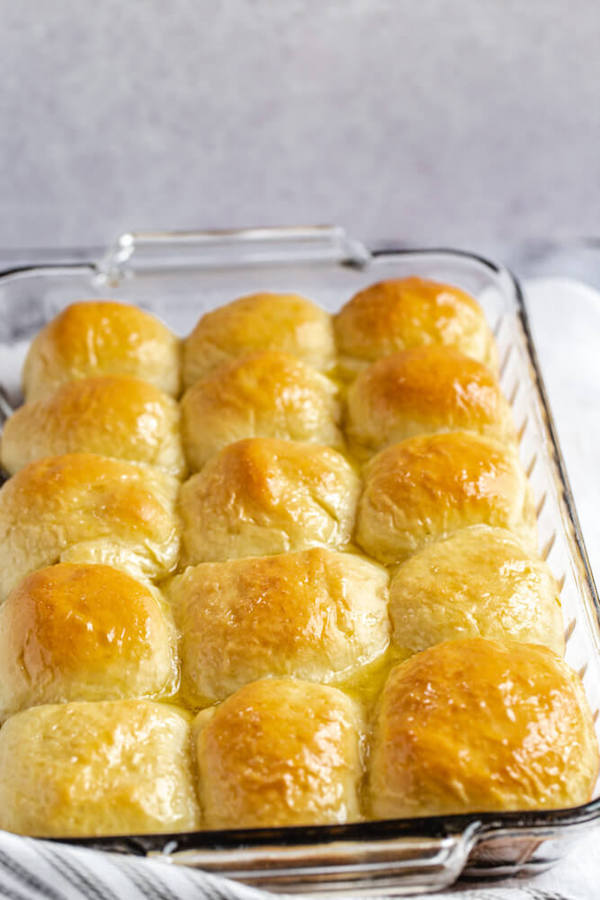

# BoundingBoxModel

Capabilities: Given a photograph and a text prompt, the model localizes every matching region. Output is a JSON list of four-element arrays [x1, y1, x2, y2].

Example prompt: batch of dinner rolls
[[0, 278, 597, 838]]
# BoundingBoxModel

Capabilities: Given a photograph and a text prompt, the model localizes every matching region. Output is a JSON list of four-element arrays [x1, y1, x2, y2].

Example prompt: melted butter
[[152, 643, 414, 724], [338, 644, 411, 712]]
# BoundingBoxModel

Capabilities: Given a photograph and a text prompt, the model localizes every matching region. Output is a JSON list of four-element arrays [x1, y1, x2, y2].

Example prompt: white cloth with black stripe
[[0, 826, 599, 900], [0, 278, 599, 900]]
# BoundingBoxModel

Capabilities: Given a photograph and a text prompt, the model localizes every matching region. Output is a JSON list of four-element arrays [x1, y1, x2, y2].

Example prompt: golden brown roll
[[355, 431, 537, 565], [369, 638, 598, 818], [389, 525, 564, 655], [0, 564, 178, 720], [1, 376, 185, 477], [23, 300, 182, 402], [334, 277, 498, 377], [183, 292, 335, 387], [181, 351, 342, 471], [345, 347, 515, 457], [0, 453, 179, 600], [0, 700, 200, 836], [168, 548, 389, 704], [179, 438, 360, 565], [195, 678, 363, 828]]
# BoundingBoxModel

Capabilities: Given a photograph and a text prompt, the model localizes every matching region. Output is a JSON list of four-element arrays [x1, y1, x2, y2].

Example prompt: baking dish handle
[[147, 822, 483, 896], [97, 226, 371, 282]]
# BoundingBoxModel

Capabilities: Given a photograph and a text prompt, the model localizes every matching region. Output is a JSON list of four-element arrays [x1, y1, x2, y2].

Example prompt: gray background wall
[[1, 0, 598, 257]]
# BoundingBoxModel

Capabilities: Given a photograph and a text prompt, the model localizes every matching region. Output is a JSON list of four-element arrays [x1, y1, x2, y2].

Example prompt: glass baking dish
[[0, 226, 599, 896]]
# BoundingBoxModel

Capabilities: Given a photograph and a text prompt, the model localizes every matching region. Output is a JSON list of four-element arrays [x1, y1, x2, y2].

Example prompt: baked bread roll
[[334, 277, 498, 377], [195, 678, 363, 828], [168, 548, 389, 704], [0, 453, 179, 600], [1, 375, 185, 477], [369, 638, 598, 818], [355, 431, 537, 564], [345, 347, 515, 458], [389, 525, 564, 655], [183, 292, 335, 387], [23, 300, 181, 402], [0, 700, 200, 836], [0, 564, 178, 720], [179, 438, 360, 565], [181, 351, 342, 471]]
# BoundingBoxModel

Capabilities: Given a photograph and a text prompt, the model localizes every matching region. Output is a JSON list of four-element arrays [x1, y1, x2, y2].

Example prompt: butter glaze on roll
[[369, 638, 598, 818], [1, 375, 185, 477], [0, 453, 179, 600], [183, 292, 335, 387], [334, 277, 498, 377], [179, 438, 360, 565], [355, 431, 537, 565], [195, 678, 363, 828], [23, 300, 181, 402], [345, 347, 515, 457], [0, 564, 178, 720], [168, 548, 389, 704], [0, 701, 200, 836], [181, 351, 342, 471], [389, 525, 564, 655]]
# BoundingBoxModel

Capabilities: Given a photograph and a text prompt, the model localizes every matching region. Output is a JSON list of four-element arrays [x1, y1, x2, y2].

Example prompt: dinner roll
[[23, 300, 181, 402], [355, 431, 537, 565], [0, 564, 178, 720], [369, 638, 598, 818], [195, 678, 363, 828], [1, 376, 185, 477], [181, 351, 342, 471], [345, 347, 515, 458], [334, 277, 498, 377], [179, 438, 360, 565], [168, 548, 389, 704], [389, 525, 564, 655], [0, 700, 200, 836], [183, 292, 335, 387], [0, 453, 179, 600]]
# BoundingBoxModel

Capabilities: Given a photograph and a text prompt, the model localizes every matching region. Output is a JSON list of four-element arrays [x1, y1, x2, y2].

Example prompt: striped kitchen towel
[[0, 829, 591, 900]]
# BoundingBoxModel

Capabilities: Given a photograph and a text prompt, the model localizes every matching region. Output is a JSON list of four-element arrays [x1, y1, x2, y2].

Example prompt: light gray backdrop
[[1, 0, 598, 257]]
